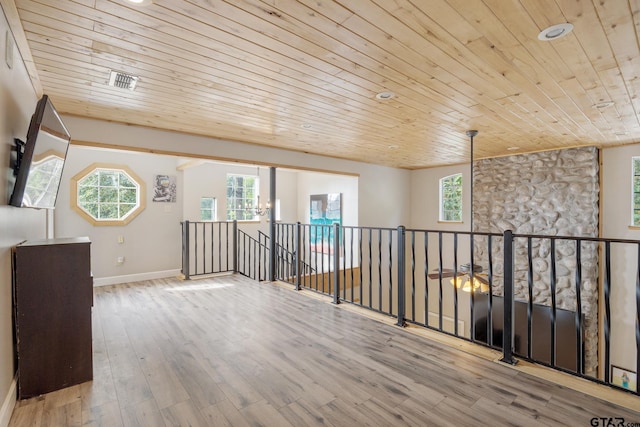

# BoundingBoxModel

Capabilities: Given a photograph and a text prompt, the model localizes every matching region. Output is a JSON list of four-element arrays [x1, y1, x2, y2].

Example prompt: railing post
[[181, 221, 190, 280], [501, 229, 517, 365], [269, 167, 277, 282], [232, 220, 238, 273], [333, 223, 340, 304], [295, 222, 302, 290], [396, 225, 406, 327]]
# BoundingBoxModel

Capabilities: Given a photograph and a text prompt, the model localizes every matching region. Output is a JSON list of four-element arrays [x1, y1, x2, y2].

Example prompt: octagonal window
[[71, 163, 145, 226]]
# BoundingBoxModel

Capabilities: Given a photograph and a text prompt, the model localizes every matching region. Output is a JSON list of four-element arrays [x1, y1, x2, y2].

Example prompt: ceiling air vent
[[108, 71, 138, 91]]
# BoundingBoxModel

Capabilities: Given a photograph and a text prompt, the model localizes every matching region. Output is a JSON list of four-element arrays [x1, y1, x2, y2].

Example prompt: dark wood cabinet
[[13, 237, 93, 399]]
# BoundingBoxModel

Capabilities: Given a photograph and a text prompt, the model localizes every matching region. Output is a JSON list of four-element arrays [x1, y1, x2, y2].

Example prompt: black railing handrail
[[258, 224, 316, 280], [238, 229, 264, 244], [180, 220, 235, 225], [236, 227, 268, 281], [181, 220, 236, 280], [512, 232, 640, 245]]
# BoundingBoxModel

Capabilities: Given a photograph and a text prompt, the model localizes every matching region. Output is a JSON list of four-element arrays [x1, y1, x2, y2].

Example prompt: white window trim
[[439, 173, 463, 223], [226, 173, 259, 221], [200, 196, 217, 221]]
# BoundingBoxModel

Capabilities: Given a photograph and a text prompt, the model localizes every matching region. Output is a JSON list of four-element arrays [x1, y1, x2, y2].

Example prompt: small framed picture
[[152, 174, 176, 203], [611, 365, 637, 391]]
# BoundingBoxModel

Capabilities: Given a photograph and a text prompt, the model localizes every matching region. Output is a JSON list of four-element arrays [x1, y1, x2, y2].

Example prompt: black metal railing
[[181, 220, 640, 396], [237, 229, 269, 281], [507, 232, 640, 389], [180, 220, 236, 279], [271, 222, 640, 396], [263, 228, 315, 285]]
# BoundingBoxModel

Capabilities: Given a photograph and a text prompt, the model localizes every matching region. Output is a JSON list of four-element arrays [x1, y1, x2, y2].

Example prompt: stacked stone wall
[[473, 146, 599, 373]]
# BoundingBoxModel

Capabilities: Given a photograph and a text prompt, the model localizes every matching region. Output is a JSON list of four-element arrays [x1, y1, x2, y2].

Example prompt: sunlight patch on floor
[[165, 282, 235, 291]]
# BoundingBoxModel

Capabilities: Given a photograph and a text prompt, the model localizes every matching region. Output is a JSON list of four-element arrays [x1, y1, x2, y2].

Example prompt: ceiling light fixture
[[244, 167, 271, 217], [125, 0, 152, 5], [537, 23, 574, 41], [427, 130, 490, 293], [507, 146, 520, 151], [375, 91, 395, 100], [301, 123, 312, 129]]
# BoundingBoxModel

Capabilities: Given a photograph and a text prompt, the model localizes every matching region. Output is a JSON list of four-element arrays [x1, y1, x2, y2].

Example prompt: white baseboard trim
[[0, 377, 17, 427], [93, 269, 182, 287]]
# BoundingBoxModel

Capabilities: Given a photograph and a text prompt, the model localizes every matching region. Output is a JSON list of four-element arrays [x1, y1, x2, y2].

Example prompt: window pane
[[226, 174, 258, 220], [120, 188, 137, 203], [440, 173, 462, 222], [120, 203, 136, 217], [78, 186, 98, 202], [79, 171, 99, 186], [100, 187, 119, 203], [99, 203, 118, 219], [200, 197, 216, 221], [74, 166, 143, 223], [83, 203, 99, 218], [119, 173, 135, 188], [99, 171, 117, 187]]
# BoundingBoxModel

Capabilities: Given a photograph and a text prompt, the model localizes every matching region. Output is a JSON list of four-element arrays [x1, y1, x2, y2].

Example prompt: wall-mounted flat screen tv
[[9, 95, 70, 209]]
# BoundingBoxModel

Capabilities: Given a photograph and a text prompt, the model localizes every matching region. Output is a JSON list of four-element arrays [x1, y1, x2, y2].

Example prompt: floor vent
[[108, 71, 138, 90]]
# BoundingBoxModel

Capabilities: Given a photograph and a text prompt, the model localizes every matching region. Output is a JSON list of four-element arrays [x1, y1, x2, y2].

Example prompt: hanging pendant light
[[245, 167, 271, 217]]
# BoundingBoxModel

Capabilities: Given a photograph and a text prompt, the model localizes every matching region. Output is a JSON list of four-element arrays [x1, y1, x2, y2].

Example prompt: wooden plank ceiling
[[6, 0, 640, 169]]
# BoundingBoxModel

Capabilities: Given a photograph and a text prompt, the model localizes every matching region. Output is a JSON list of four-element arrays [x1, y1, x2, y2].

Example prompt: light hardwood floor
[[8, 275, 640, 426]]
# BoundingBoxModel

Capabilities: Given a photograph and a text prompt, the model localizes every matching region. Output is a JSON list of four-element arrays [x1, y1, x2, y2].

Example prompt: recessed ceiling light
[[614, 131, 628, 136], [537, 23, 573, 41], [125, 0, 152, 5], [592, 101, 615, 109], [301, 123, 312, 129], [376, 91, 395, 100], [507, 146, 520, 151]]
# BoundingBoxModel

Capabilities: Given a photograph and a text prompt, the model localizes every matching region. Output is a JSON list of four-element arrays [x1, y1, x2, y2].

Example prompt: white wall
[[0, 5, 46, 425], [55, 146, 184, 282], [601, 144, 640, 374], [410, 163, 471, 231], [61, 116, 411, 229], [56, 142, 369, 285], [182, 163, 298, 228], [296, 171, 358, 226], [275, 169, 299, 223], [408, 164, 474, 334]]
